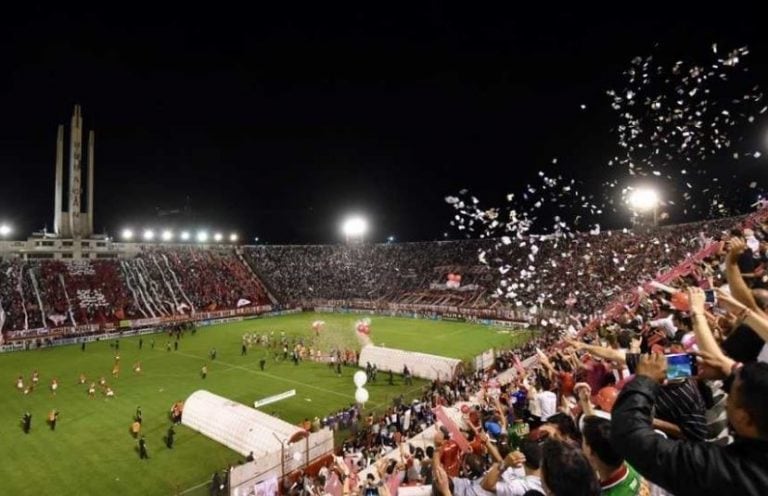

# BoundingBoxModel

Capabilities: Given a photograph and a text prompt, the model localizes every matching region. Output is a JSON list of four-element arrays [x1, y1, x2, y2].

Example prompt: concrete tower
[[87, 130, 95, 235], [68, 105, 83, 238], [54, 105, 95, 238], [54, 125, 64, 235]]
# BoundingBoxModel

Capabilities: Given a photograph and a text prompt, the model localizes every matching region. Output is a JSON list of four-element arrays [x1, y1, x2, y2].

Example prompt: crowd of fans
[[298, 215, 768, 496], [242, 241, 487, 304], [0, 248, 269, 333], [4, 211, 768, 495], [1, 215, 748, 336], [242, 216, 741, 317]]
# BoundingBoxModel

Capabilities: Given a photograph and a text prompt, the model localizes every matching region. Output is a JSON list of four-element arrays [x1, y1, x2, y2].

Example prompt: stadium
[[3, 7, 768, 496], [2, 109, 767, 496]]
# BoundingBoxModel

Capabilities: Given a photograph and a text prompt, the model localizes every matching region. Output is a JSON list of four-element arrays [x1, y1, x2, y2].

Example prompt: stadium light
[[229, 233, 238, 242], [341, 216, 368, 241], [180, 231, 191, 241], [0, 224, 11, 237], [161, 230, 173, 242], [627, 188, 660, 212], [121, 228, 134, 241], [387, 235, 395, 242], [143, 229, 155, 241], [196, 231, 208, 243], [214, 232, 223, 242]]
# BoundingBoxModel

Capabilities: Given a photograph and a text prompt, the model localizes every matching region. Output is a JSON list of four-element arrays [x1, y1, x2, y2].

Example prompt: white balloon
[[353, 370, 368, 388], [355, 387, 369, 404]]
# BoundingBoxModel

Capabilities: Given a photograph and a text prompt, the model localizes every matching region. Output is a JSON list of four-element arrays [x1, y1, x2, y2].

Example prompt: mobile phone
[[665, 353, 698, 380], [704, 289, 717, 305]]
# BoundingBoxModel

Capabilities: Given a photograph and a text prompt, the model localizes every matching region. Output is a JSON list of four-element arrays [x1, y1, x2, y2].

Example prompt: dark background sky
[[0, 4, 766, 243]]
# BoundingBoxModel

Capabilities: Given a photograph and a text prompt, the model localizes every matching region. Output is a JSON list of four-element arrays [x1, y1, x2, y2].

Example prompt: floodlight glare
[[121, 228, 134, 240], [342, 216, 368, 238], [0, 224, 11, 237], [196, 231, 208, 243], [229, 233, 238, 242], [143, 229, 155, 241], [180, 231, 190, 241], [214, 233, 223, 242], [161, 230, 173, 242], [627, 188, 660, 212]]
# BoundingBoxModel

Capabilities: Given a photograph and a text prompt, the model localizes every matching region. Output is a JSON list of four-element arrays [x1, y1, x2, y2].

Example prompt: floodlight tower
[[627, 187, 660, 227], [342, 216, 368, 244]]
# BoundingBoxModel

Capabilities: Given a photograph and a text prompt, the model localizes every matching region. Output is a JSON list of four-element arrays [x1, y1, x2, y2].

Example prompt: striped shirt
[[626, 353, 708, 441]]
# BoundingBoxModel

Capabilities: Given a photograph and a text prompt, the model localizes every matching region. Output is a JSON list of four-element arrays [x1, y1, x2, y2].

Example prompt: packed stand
[[243, 216, 742, 317], [243, 241, 486, 305], [0, 248, 270, 334], [303, 216, 768, 496]]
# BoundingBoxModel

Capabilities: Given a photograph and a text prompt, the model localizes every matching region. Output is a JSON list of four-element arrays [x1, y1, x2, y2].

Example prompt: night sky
[[1, 4, 766, 243]]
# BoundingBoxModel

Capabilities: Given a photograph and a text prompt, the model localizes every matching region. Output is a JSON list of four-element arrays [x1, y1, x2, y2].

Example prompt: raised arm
[[688, 288, 730, 359], [567, 339, 627, 365], [724, 237, 762, 312], [716, 289, 768, 344], [611, 354, 734, 496]]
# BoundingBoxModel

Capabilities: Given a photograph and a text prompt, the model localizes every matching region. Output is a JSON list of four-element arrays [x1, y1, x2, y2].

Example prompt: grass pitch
[[0, 312, 531, 495]]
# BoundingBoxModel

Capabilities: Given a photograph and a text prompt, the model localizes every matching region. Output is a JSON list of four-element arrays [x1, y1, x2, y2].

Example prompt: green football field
[[0, 312, 532, 496]]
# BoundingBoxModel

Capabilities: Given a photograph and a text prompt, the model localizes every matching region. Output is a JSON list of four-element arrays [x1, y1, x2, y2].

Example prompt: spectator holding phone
[[568, 338, 707, 441], [610, 353, 768, 496]]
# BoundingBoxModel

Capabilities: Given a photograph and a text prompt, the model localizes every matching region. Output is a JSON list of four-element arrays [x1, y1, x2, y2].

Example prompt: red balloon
[[356, 322, 371, 335], [670, 291, 689, 311]]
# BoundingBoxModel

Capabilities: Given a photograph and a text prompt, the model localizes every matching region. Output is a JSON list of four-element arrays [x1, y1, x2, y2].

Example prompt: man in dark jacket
[[611, 353, 768, 496]]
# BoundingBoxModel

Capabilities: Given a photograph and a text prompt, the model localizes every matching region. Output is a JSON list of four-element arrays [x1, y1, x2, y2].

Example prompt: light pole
[[341, 216, 368, 244], [627, 188, 660, 227]]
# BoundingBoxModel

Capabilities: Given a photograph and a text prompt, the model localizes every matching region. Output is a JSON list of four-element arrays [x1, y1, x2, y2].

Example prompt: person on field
[[166, 425, 175, 449], [138, 436, 149, 459], [48, 410, 59, 431], [22, 412, 31, 434]]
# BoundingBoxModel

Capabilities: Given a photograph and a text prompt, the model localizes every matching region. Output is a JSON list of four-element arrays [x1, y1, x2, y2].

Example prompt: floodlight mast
[[628, 188, 660, 227], [342, 216, 368, 243]]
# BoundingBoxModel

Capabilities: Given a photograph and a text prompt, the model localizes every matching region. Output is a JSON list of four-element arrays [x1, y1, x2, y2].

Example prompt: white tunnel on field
[[182, 390, 306, 457], [358, 345, 461, 381]]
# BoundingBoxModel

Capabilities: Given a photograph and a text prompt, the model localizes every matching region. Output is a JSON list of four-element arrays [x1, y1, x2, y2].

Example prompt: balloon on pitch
[[355, 387, 369, 404], [353, 370, 368, 388]]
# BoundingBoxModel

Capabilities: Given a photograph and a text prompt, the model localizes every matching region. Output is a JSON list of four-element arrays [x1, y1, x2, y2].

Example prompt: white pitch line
[[178, 477, 211, 495]]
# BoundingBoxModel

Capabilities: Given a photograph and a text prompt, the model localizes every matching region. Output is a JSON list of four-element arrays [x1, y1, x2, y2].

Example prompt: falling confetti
[[446, 43, 763, 307], [607, 44, 762, 206]]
